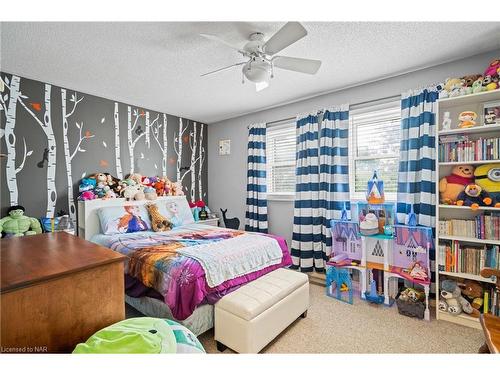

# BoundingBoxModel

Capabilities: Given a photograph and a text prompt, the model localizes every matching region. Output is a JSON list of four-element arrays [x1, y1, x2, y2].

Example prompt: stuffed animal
[[154, 178, 166, 196], [472, 77, 485, 93], [144, 186, 157, 200], [122, 185, 144, 201], [79, 177, 96, 192], [128, 173, 143, 185], [359, 213, 379, 235], [93, 173, 108, 189], [461, 74, 482, 88], [104, 173, 121, 195], [460, 280, 483, 315], [484, 58, 500, 77], [146, 203, 173, 232], [456, 183, 494, 210], [439, 165, 475, 204], [439, 78, 464, 99], [482, 75, 499, 91], [474, 163, 500, 207], [0, 205, 42, 237], [458, 111, 477, 128], [438, 279, 474, 316], [78, 190, 96, 200], [171, 181, 184, 196]]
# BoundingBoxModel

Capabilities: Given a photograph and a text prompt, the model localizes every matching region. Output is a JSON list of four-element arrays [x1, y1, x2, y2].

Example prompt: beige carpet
[[197, 282, 484, 354]]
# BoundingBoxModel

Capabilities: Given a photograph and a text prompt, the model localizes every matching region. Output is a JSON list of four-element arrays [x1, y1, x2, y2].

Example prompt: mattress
[[92, 223, 291, 321]]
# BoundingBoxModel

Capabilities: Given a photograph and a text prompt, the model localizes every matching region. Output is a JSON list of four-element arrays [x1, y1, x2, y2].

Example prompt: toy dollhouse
[[325, 172, 432, 320]]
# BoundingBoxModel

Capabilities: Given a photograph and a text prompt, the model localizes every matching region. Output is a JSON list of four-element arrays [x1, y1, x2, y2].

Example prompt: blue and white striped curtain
[[245, 123, 268, 233], [396, 87, 439, 228], [291, 106, 350, 272], [397, 87, 439, 292]]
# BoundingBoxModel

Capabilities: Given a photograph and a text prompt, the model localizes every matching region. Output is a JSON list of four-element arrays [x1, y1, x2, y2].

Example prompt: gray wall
[[207, 49, 500, 245], [0, 73, 208, 221]]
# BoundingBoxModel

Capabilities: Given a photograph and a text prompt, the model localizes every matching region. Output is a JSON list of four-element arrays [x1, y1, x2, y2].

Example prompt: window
[[266, 122, 296, 197], [349, 102, 401, 201]]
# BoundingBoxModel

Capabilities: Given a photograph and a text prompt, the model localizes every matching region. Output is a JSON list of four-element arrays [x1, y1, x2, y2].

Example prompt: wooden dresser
[[0, 232, 126, 353]]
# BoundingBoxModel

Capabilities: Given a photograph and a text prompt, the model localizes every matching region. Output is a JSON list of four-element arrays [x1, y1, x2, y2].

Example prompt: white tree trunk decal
[[189, 122, 198, 200], [62, 89, 89, 223], [162, 114, 167, 176], [114, 103, 123, 179], [145, 111, 150, 149], [127, 106, 145, 174], [174, 117, 188, 182], [198, 123, 206, 200]]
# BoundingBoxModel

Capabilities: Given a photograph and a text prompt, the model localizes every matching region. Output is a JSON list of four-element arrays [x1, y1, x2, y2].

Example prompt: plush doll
[[172, 181, 185, 196], [0, 205, 42, 237], [472, 77, 485, 93], [439, 78, 464, 99], [458, 111, 477, 128], [104, 173, 121, 195], [128, 173, 143, 185], [474, 163, 500, 207], [122, 185, 143, 201], [79, 177, 96, 192], [461, 74, 482, 88], [146, 203, 173, 232], [144, 186, 157, 200], [439, 165, 475, 204], [484, 58, 500, 77], [456, 183, 494, 210], [482, 75, 499, 91], [93, 173, 109, 189], [154, 178, 166, 196], [78, 190, 96, 200], [438, 279, 475, 316], [460, 280, 483, 315]]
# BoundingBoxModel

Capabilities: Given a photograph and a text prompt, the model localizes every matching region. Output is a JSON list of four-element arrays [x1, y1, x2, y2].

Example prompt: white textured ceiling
[[2, 22, 500, 123]]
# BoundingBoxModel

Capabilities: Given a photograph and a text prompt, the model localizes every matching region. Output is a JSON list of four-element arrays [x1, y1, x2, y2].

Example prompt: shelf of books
[[436, 89, 500, 329]]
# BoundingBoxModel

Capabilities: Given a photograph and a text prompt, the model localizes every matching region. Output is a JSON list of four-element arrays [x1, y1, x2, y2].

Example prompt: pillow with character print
[[97, 205, 152, 234]]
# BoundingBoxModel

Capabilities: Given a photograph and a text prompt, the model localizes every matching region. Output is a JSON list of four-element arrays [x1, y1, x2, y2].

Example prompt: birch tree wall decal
[[189, 122, 198, 200], [145, 111, 150, 149], [127, 106, 145, 174], [198, 123, 206, 199], [114, 102, 123, 179], [61, 88, 88, 223], [173, 117, 188, 182]]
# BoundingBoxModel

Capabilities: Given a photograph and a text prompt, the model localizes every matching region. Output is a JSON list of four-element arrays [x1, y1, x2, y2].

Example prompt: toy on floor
[[0, 205, 42, 238], [456, 183, 495, 210], [438, 279, 476, 317], [439, 164, 475, 204]]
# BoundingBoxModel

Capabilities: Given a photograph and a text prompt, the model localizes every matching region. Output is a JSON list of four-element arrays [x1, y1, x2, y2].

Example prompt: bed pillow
[[97, 205, 152, 234], [158, 197, 195, 228]]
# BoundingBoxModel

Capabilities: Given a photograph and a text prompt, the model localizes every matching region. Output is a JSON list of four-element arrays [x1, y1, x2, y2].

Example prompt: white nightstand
[[197, 218, 220, 227]]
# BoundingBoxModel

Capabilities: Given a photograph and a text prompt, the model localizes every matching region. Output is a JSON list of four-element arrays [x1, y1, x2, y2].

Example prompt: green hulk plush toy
[[0, 205, 42, 238]]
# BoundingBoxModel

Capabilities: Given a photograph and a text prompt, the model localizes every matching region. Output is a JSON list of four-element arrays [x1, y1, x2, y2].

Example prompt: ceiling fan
[[200, 22, 322, 92]]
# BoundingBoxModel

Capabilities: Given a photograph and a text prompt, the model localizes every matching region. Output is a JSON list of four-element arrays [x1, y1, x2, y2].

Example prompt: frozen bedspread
[[92, 224, 291, 320]]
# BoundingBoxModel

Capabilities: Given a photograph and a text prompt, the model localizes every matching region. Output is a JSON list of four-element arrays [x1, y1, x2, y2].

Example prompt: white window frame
[[266, 121, 296, 201], [348, 100, 401, 202]]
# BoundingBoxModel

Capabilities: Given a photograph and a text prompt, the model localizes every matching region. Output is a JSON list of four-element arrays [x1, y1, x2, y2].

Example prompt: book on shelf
[[484, 286, 500, 317], [438, 213, 500, 240], [437, 241, 499, 274], [438, 135, 500, 162]]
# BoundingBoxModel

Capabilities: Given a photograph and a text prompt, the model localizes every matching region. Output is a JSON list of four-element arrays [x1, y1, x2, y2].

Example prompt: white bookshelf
[[435, 89, 500, 329]]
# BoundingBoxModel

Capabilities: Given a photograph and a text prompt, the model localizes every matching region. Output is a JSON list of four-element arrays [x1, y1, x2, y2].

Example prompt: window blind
[[350, 105, 401, 194], [266, 123, 296, 194]]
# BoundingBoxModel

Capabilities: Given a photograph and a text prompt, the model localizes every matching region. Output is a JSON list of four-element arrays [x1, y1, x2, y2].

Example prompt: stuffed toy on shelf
[[438, 279, 476, 317], [475, 163, 500, 207], [456, 183, 495, 210], [439, 165, 475, 204], [0, 205, 42, 238], [458, 111, 477, 128]]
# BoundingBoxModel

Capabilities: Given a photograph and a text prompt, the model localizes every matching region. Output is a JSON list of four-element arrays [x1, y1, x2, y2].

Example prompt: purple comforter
[[97, 224, 291, 320]]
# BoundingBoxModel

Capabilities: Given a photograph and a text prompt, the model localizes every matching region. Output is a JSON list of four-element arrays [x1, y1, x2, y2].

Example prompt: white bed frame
[[77, 196, 190, 240]]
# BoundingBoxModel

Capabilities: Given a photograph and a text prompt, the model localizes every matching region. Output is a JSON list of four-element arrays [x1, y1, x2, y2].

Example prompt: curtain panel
[[245, 123, 268, 233]]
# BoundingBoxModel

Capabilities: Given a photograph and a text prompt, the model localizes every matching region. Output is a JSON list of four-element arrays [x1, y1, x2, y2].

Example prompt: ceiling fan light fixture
[[242, 60, 270, 83]]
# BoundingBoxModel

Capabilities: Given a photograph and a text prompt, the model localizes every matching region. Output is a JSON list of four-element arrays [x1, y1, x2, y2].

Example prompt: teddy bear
[[456, 183, 495, 210], [438, 279, 474, 316], [474, 163, 500, 207], [461, 74, 482, 88], [122, 185, 144, 201], [439, 164, 475, 204], [93, 173, 108, 189], [460, 280, 483, 316]]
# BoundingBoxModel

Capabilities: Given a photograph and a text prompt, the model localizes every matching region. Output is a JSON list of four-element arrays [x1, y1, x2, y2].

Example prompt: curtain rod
[[263, 94, 401, 128]]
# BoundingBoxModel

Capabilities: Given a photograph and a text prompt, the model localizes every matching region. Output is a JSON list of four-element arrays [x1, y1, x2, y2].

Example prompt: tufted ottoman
[[214, 268, 309, 353]]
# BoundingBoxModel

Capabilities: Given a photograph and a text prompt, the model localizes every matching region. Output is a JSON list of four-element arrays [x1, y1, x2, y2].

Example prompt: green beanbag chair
[[73, 317, 204, 354]]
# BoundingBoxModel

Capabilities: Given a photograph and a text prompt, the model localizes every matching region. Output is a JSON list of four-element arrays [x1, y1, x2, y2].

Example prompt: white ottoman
[[214, 268, 309, 353]]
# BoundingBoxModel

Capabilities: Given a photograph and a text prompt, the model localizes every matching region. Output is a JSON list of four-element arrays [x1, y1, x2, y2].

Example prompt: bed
[[77, 196, 291, 336]]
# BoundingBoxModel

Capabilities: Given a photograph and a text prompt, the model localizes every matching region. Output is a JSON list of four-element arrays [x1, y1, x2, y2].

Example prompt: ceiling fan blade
[[200, 33, 246, 55], [255, 81, 269, 92], [272, 56, 321, 75], [263, 22, 307, 55], [201, 62, 245, 77]]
